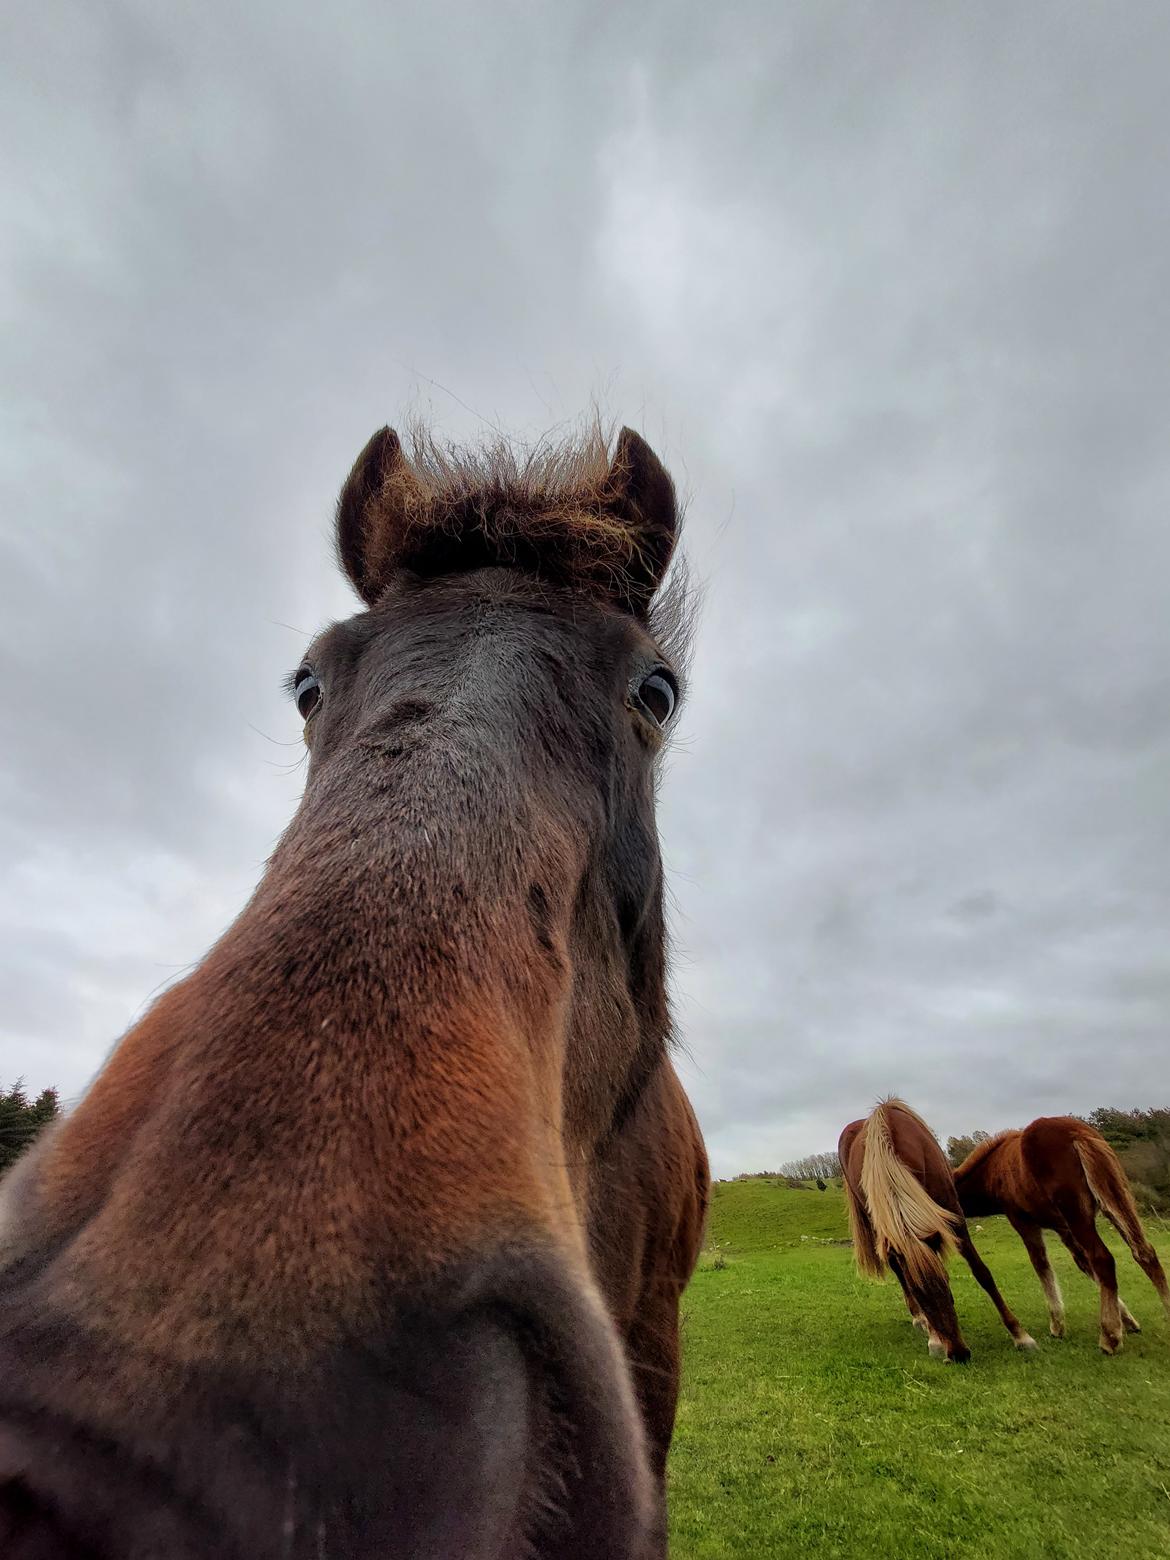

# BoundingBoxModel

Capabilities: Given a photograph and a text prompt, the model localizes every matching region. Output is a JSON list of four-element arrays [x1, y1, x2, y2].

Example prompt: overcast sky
[[3, 3, 1168, 1179]]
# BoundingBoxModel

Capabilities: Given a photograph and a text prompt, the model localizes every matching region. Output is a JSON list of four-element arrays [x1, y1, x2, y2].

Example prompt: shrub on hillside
[[0, 1082, 60, 1174], [946, 1130, 990, 1167]]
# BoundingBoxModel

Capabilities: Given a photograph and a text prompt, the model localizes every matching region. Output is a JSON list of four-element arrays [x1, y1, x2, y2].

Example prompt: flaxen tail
[[843, 1175, 884, 1279], [1074, 1131, 1170, 1317], [859, 1100, 960, 1288]]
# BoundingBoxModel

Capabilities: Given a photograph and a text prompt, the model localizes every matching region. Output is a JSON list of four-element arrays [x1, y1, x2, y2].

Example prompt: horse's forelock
[[338, 422, 686, 625]]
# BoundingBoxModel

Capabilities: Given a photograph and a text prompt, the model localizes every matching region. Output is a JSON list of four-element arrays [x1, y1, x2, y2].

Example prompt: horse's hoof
[[1123, 1316, 1142, 1334], [1099, 1337, 1121, 1356], [1049, 1323, 1065, 1339], [1015, 1335, 1038, 1352]]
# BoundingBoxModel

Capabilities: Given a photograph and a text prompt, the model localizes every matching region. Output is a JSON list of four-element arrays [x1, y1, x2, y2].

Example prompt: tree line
[[0, 1081, 60, 1174], [777, 1150, 843, 1181]]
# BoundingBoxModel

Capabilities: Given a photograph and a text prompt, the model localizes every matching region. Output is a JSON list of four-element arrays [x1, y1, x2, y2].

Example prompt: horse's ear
[[604, 428, 678, 616], [335, 427, 426, 604]]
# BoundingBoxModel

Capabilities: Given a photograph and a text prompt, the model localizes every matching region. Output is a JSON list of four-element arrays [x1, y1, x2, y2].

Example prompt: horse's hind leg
[[890, 1249, 970, 1363], [957, 1226, 1037, 1351], [887, 1250, 928, 1330], [1064, 1212, 1123, 1354], [1010, 1215, 1065, 1338], [1140, 1253, 1170, 1324]]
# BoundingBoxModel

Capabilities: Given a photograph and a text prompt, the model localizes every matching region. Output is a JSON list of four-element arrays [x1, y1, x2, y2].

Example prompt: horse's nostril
[[0, 1250, 658, 1560]]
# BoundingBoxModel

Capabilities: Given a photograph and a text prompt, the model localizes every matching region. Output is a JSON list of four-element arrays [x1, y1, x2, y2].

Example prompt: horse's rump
[[852, 1100, 960, 1287]]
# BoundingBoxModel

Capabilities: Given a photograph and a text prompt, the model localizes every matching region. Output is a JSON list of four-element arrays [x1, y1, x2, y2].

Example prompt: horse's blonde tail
[[860, 1101, 960, 1288], [1074, 1134, 1143, 1248], [1074, 1133, 1170, 1315], [843, 1174, 884, 1278]]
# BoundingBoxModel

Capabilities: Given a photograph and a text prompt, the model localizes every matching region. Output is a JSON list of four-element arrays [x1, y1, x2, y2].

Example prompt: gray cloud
[[3, 2, 1168, 1175]]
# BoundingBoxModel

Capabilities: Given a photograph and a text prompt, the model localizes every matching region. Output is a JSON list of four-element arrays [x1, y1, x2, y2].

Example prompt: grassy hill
[[667, 1180, 1170, 1558]]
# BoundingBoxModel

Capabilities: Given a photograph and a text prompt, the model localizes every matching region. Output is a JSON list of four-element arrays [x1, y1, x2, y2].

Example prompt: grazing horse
[[0, 423, 709, 1560], [954, 1117, 1170, 1355], [839, 1099, 1035, 1362]]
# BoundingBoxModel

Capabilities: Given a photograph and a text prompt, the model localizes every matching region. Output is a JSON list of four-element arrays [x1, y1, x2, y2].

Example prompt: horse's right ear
[[335, 427, 426, 604], [603, 428, 679, 617]]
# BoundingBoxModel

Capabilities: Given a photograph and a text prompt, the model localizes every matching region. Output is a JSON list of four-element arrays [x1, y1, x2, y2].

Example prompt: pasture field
[[667, 1180, 1170, 1558]]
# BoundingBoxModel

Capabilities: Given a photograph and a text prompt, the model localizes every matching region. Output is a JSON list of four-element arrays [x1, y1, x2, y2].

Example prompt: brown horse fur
[[839, 1100, 1035, 1363], [955, 1116, 1170, 1355], [0, 422, 709, 1560]]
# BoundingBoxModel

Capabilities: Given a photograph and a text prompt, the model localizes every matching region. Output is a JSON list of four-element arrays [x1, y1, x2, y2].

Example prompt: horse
[[954, 1116, 1170, 1355], [0, 422, 710, 1560], [839, 1099, 1036, 1362]]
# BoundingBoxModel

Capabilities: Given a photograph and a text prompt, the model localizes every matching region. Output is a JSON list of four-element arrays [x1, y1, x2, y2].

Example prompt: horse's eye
[[636, 669, 677, 727], [294, 669, 322, 722]]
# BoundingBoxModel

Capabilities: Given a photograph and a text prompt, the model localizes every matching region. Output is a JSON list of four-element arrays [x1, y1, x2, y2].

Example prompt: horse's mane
[[362, 422, 695, 663], [404, 420, 622, 530]]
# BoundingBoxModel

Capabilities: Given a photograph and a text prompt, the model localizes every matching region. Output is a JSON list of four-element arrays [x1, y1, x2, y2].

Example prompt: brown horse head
[[0, 424, 704, 1558]]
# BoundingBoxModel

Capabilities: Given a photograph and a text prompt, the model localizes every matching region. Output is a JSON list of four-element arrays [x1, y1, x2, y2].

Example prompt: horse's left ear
[[604, 428, 679, 616], [335, 426, 427, 605]]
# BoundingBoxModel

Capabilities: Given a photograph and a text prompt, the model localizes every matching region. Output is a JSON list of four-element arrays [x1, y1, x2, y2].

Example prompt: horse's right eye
[[294, 669, 322, 721]]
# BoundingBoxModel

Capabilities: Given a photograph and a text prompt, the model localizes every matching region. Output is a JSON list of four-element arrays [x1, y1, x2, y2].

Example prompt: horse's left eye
[[637, 670, 677, 727], [294, 669, 322, 721]]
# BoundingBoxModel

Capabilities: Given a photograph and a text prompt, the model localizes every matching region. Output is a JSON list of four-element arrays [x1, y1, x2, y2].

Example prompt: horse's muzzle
[[0, 1248, 659, 1560]]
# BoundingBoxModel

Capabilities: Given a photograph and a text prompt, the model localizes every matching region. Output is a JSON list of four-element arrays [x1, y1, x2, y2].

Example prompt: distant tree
[[1087, 1107, 1170, 1213], [1087, 1106, 1169, 1152], [778, 1150, 842, 1181], [0, 1082, 60, 1174], [945, 1130, 990, 1169]]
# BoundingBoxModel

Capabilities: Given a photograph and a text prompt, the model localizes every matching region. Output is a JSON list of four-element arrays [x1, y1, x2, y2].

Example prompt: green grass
[[667, 1180, 1170, 1558]]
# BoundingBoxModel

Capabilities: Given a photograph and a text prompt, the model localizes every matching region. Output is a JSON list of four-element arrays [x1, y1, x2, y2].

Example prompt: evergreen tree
[[0, 1081, 61, 1174], [945, 1129, 990, 1168]]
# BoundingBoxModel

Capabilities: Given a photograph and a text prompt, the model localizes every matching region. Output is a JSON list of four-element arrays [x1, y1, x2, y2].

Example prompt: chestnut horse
[[840, 1100, 1035, 1362], [0, 424, 709, 1559], [955, 1117, 1170, 1355]]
